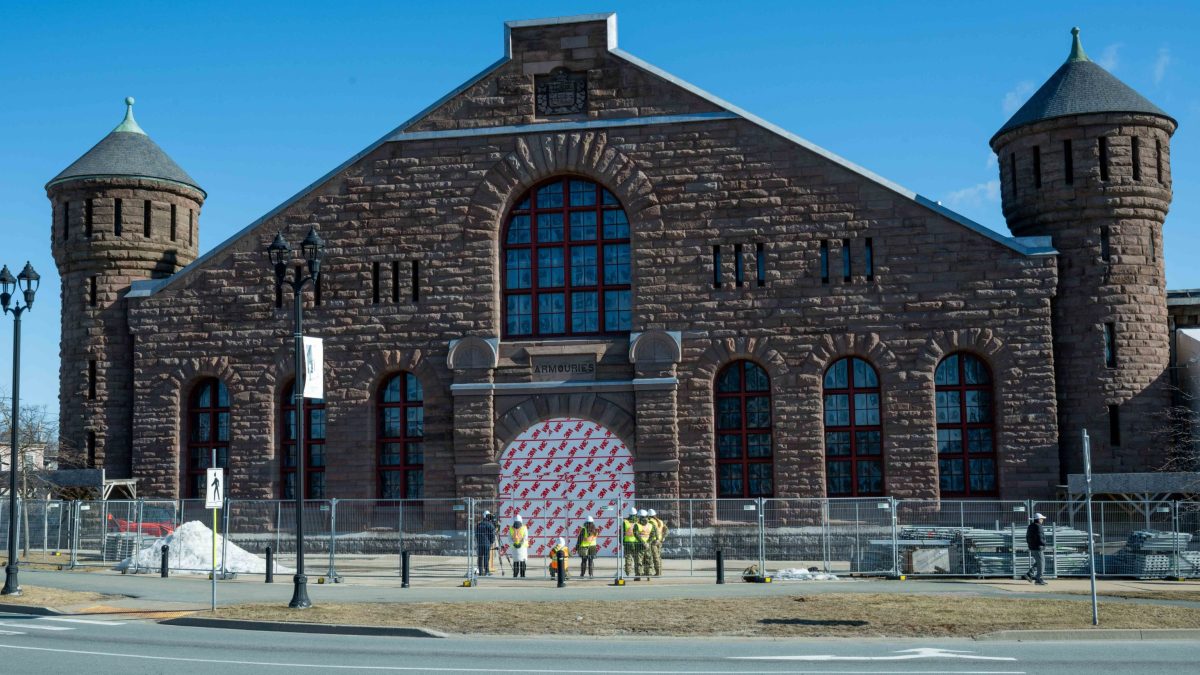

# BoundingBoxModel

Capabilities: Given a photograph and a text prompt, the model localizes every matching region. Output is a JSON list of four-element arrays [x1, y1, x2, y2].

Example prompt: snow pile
[[117, 520, 292, 575], [774, 568, 840, 581]]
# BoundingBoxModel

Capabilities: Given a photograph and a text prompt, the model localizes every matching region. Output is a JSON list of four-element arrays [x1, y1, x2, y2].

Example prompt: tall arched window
[[280, 379, 326, 499], [715, 360, 773, 497], [824, 358, 883, 496], [502, 176, 631, 337], [935, 353, 997, 496], [377, 372, 424, 498], [186, 378, 229, 499]]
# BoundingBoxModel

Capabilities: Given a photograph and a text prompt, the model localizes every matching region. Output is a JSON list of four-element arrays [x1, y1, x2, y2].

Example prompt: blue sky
[[0, 0, 1195, 416]]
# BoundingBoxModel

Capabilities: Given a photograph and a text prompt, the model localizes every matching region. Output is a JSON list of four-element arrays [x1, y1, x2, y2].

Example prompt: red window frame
[[280, 379, 326, 499], [185, 378, 229, 499], [823, 357, 885, 497], [501, 176, 632, 338], [377, 372, 424, 499], [714, 360, 774, 498], [935, 353, 998, 497]]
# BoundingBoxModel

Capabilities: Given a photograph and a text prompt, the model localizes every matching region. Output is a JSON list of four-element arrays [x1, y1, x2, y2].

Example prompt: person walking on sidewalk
[[575, 516, 598, 578], [648, 508, 667, 577], [622, 507, 638, 579], [509, 514, 529, 578], [474, 511, 496, 576], [1024, 512, 1048, 585]]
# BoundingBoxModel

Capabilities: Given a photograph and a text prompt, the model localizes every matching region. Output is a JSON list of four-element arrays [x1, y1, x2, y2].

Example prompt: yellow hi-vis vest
[[509, 525, 528, 548], [622, 518, 637, 543], [635, 520, 653, 543], [578, 527, 598, 548], [652, 517, 668, 541]]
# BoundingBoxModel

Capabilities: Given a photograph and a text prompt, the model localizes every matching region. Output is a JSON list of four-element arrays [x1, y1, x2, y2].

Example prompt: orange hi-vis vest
[[622, 517, 637, 543], [634, 520, 653, 543], [509, 525, 528, 548]]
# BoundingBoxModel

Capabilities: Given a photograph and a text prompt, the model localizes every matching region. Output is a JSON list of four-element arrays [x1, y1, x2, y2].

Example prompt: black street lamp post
[[267, 228, 324, 609], [0, 262, 39, 596]]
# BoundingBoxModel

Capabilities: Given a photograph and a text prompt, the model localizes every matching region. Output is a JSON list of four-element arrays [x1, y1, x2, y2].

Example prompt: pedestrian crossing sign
[[205, 468, 224, 509]]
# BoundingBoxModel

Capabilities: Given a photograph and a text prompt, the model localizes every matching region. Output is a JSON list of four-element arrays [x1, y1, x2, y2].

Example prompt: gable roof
[[129, 14, 1052, 299], [993, 28, 1173, 142], [47, 98, 204, 195]]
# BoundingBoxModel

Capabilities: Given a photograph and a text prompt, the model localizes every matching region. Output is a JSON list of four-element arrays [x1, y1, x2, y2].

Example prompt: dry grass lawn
[[213, 593, 1200, 638], [0, 585, 113, 608], [1062, 590, 1200, 603]]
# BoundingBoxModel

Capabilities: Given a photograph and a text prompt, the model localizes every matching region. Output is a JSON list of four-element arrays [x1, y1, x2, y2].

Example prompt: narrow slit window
[[1033, 146, 1042, 189], [865, 237, 874, 281], [1100, 227, 1111, 261], [188, 209, 194, 246], [1099, 137, 1110, 181], [1151, 230, 1157, 263], [842, 238, 851, 282], [1063, 139, 1074, 186], [85, 199, 94, 238], [820, 240, 830, 284], [755, 242, 765, 287], [170, 204, 177, 241], [1009, 153, 1017, 195], [1156, 140, 1163, 183], [87, 431, 96, 465], [89, 276, 97, 307], [114, 198, 123, 236], [62, 201, 70, 240], [391, 261, 400, 303], [371, 261, 381, 304], [143, 200, 152, 237], [88, 360, 97, 399], [411, 260, 420, 303], [1131, 137, 1141, 181], [734, 243, 744, 287], [275, 283, 282, 309], [1109, 404, 1121, 447], [1104, 323, 1117, 368], [712, 245, 721, 289]]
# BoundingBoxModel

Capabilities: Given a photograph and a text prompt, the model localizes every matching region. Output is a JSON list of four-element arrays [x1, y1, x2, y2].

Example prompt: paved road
[[0, 608, 1196, 675]]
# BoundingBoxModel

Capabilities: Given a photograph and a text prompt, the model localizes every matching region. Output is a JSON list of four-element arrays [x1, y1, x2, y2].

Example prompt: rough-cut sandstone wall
[[993, 112, 1174, 478]]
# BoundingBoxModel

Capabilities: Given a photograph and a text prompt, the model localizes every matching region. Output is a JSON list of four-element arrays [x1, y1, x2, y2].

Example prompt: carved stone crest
[[535, 68, 587, 116]]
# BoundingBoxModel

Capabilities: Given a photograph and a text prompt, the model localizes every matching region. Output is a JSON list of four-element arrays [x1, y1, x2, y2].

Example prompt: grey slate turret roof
[[992, 28, 1173, 142], [47, 98, 204, 195]]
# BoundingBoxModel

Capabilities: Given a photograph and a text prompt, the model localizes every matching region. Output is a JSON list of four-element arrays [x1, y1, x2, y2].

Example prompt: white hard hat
[[586, 516, 594, 523], [628, 507, 637, 516], [515, 514, 523, 522], [638, 509, 648, 517], [557, 537, 565, 546], [1034, 513, 1046, 520], [483, 510, 491, 516], [648, 509, 657, 516]]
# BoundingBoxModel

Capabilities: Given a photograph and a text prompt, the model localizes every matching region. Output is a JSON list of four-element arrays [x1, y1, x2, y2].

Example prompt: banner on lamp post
[[302, 336, 324, 399]]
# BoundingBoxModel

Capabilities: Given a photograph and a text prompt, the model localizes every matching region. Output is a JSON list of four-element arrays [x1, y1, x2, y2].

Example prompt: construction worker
[[622, 506, 638, 579], [648, 508, 667, 577], [575, 516, 598, 578], [474, 510, 496, 576], [508, 514, 529, 578], [548, 536, 571, 580], [634, 509, 655, 580]]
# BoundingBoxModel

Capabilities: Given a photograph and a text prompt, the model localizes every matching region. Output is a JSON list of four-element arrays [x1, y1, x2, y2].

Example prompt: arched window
[[377, 372, 424, 498], [502, 176, 632, 337], [824, 358, 883, 496], [715, 360, 773, 497], [280, 379, 325, 499], [185, 378, 229, 499], [935, 353, 997, 496]]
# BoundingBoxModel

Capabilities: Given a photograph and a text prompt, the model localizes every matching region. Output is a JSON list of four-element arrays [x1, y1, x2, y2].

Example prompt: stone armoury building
[[46, 14, 1182, 504]]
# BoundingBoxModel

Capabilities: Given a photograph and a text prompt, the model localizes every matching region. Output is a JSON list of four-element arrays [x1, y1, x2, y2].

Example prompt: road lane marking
[[0, 643, 1026, 674], [0, 622, 73, 631], [40, 617, 126, 626], [0, 631, 22, 636], [735, 648, 1017, 662]]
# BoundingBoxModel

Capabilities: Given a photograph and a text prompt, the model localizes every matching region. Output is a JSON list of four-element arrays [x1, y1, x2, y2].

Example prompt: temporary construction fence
[[1, 497, 1199, 582]]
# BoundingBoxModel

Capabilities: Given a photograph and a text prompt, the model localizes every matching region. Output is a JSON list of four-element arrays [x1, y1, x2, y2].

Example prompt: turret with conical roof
[[991, 28, 1176, 480], [47, 98, 205, 478]]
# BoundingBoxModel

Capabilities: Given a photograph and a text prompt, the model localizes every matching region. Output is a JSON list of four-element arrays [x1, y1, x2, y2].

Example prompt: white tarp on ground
[[774, 568, 841, 581], [116, 520, 291, 574]]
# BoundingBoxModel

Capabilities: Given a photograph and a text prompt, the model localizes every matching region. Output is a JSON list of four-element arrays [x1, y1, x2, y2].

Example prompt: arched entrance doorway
[[498, 417, 634, 557]]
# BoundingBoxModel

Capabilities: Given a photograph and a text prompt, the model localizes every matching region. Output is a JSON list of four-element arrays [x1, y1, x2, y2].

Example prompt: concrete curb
[[159, 616, 446, 638], [977, 628, 1200, 641], [0, 603, 59, 616]]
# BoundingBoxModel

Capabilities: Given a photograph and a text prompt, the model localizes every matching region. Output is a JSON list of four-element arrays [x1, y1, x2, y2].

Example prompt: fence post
[[221, 497, 231, 579], [687, 499, 694, 577], [1050, 521, 1057, 579], [132, 499, 145, 574], [757, 497, 766, 576], [615, 495, 624, 584], [1010, 520, 1017, 579], [327, 499, 338, 582], [467, 498, 476, 585], [889, 497, 899, 578], [1172, 501, 1180, 579]]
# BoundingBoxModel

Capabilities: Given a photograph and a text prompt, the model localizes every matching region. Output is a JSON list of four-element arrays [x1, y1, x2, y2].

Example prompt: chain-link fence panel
[[1177, 502, 1200, 578], [826, 497, 893, 575], [895, 500, 1030, 577], [21, 500, 71, 564], [761, 498, 826, 576]]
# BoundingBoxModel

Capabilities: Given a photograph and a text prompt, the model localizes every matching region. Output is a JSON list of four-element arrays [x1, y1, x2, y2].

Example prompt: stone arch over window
[[493, 393, 636, 459], [279, 378, 326, 499], [376, 371, 424, 499], [934, 352, 998, 497], [501, 175, 632, 337], [823, 357, 884, 496], [184, 377, 230, 499], [714, 360, 774, 497], [156, 356, 243, 498]]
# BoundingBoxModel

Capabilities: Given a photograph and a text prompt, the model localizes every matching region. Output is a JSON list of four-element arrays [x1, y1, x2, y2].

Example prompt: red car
[[107, 506, 176, 537]]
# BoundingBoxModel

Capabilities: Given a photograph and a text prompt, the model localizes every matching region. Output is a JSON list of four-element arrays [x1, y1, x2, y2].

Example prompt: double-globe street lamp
[[267, 228, 324, 609], [0, 262, 39, 596]]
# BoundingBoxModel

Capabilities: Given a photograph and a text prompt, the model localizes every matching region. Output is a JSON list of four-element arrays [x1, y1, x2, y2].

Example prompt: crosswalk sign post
[[206, 467, 224, 611]]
